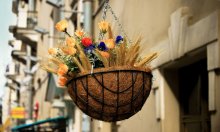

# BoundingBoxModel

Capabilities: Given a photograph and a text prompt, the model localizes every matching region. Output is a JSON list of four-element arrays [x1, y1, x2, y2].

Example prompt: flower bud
[[58, 76, 68, 86], [66, 37, 76, 47], [55, 19, 68, 32], [98, 21, 109, 33], [57, 64, 68, 76]]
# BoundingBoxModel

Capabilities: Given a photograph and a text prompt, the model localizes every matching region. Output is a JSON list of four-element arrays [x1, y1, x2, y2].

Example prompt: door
[[179, 59, 210, 132]]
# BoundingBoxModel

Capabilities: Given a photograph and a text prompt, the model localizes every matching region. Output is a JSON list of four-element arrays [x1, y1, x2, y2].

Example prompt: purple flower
[[84, 45, 95, 54], [98, 42, 108, 51], [115, 35, 123, 44]]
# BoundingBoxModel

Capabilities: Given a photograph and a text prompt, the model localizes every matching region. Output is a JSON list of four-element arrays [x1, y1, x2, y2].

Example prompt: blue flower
[[98, 42, 108, 51], [115, 35, 123, 44], [84, 45, 95, 54]]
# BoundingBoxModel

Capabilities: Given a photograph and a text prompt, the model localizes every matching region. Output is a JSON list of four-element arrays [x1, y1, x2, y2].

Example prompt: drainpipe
[[26, 0, 36, 121], [26, 45, 33, 120], [28, 0, 35, 11], [83, 0, 93, 35], [77, 0, 83, 29], [81, 0, 92, 131]]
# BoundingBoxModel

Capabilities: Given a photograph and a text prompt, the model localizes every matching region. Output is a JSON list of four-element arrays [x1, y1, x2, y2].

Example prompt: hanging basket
[[67, 66, 152, 122]]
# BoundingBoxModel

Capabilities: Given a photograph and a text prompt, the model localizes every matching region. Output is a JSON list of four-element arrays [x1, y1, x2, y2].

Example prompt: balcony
[[5, 63, 20, 76], [9, 40, 27, 64], [12, 0, 18, 14], [5, 79, 20, 90], [5, 62, 21, 86], [9, 11, 38, 47]]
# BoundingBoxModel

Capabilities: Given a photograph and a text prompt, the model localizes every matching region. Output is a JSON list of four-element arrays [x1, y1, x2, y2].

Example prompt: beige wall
[[117, 93, 161, 132], [94, 0, 220, 50], [162, 69, 180, 132], [33, 0, 56, 120], [92, 0, 220, 132], [91, 120, 112, 132]]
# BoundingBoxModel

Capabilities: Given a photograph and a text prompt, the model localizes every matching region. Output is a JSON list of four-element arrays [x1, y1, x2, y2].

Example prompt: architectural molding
[[207, 41, 220, 71], [208, 71, 217, 112], [151, 9, 220, 70], [152, 69, 165, 121]]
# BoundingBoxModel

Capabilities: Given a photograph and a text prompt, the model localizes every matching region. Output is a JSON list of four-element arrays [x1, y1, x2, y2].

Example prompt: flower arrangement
[[42, 19, 158, 87]]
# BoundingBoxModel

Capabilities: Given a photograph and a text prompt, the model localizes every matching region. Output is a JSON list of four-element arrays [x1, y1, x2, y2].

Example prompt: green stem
[[64, 28, 71, 37]]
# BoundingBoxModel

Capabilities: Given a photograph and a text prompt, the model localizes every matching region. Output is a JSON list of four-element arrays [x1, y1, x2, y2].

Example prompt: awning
[[11, 116, 68, 132]]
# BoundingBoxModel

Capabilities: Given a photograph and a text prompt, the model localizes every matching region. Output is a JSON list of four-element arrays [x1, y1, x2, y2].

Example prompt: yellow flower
[[58, 76, 68, 86], [57, 64, 68, 76], [99, 50, 110, 58], [48, 48, 57, 55], [62, 47, 77, 56], [55, 19, 68, 32], [98, 21, 109, 33], [75, 29, 85, 38], [66, 37, 76, 47], [104, 39, 115, 49]]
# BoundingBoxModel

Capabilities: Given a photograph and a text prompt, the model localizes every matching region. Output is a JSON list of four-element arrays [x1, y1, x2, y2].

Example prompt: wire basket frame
[[67, 66, 152, 122]]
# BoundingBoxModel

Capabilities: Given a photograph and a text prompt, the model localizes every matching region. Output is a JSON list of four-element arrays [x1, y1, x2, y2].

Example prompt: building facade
[[4, 0, 220, 132], [5, 0, 88, 131], [92, 0, 220, 132]]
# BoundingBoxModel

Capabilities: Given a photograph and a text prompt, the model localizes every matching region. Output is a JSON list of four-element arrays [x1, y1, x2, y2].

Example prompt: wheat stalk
[[94, 50, 109, 68], [125, 41, 140, 64], [108, 25, 113, 39], [72, 57, 85, 72], [75, 41, 84, 54], [134, 52, 158, 67], [115, 46, 121, 66], [41, 65, 57, 74], [129, 52, 139, 66], [49, 57, 62, 66], [79, 51, 91, 71], [109, 49, 116, 67], [120, 39, 127, 65]]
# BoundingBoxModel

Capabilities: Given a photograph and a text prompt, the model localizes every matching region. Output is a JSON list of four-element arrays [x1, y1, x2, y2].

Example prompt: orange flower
[[98, 21, 109, 33], [75, 29, 85, 38], [66, 37, 76, 47], [58, 76, 68, 86], [62, 47, 77, 55], [48, 48, 57, 55], [57, 64, 68, 76], [99, 51, 110, 58], [55, 19, 68, 32], [104, 39, 115, 49]]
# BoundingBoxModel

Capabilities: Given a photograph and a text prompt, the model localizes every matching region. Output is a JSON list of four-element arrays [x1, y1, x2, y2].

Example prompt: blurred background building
[[1, 0, 220, 132]]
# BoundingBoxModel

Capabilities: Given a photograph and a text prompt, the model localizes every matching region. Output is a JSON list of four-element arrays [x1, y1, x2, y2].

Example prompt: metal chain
[[107, 4, 132, 44], [98, 0, 132, 44], [98, 0, 109, 40], [102, 0, 109, 21]]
